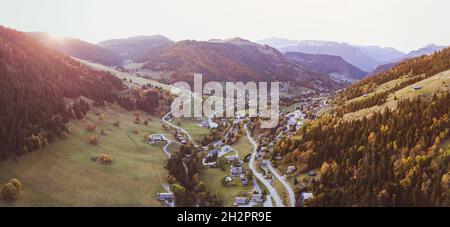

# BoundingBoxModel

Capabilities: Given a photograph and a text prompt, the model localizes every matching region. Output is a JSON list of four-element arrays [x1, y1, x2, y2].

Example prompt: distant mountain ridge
[[369, 44, 448, 75], [138, 38, 340, 90], [257, 38, 406, 72], [284, 52, 368, 83], [258, 38, 448, 75], [28, 32, 123, 66], [98, 35, 174, 62]]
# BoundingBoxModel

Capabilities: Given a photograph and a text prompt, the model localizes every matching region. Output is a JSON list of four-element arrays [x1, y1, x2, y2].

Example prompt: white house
[[148, 135, 167, 144], [411, 85, 423, 91], [251, 194, 264, 203], [157, 192, 174, 202], [230, 166, 243, 177], [235, 197, 249, 205], [214, 141, 224, 147], [240, 175, 249, 186], [261, 159, 270, 167], [226, 155, 239, 163], [298, 192, 314, 206], [287, 166, 297, 174], [221, 145, 233, 153]]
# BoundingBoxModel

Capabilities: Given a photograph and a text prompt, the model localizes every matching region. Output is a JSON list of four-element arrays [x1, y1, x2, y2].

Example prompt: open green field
[[176, 118, 211, 143], [0, 101, 173, 207], [231, 136, 253, 159], [199, 168, 252, 207]]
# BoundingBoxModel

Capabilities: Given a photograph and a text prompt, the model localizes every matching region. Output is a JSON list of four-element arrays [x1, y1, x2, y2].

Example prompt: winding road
[[162, 111, 198, 147], [245, 124, 296, 207], [245, 125, 285, 207]]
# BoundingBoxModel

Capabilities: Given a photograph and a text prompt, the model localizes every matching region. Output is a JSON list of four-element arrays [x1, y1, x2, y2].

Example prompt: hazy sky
[[1, 0, 448, 52]]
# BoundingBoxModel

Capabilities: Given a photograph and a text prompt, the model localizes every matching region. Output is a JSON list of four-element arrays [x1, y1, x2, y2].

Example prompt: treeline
[[0, 26, 124, 158], [166, 145, 224, 207], [117, 85, 173, 116], [341, 47, 450, 101], [281, 92, 450, 206]]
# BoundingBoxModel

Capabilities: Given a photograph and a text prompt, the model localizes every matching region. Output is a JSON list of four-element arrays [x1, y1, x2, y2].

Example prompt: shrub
[[86, 123, 96, 132], [113, 121, 120, 127], [1, 181, 20, 202], [8, 178, 22, 191], [99, 154, 112, 164], [89, 136, 98, 145], [97, 114, 105, 121]]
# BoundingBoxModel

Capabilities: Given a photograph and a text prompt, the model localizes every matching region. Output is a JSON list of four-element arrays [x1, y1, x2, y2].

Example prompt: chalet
[[298, 192, 314, 207], [235, 197, 249, 205], [251, 194, 264, 203], [240, 175, 249, 186], [214, 141, 224, 147], [261, 159, 270, 167], [148, 135, 166, 144], [221, 145, 233, 153], [287, 166, 297, 174], [230, 166, 243, 177], [209, 121, 218, 129], [207, 149, 219, 157], [157, 192, 174, 202], [226, 155, 239, 162], [411, 85, 423, 91], [308, 171, 317, 177], [200, 120, 209, 128]]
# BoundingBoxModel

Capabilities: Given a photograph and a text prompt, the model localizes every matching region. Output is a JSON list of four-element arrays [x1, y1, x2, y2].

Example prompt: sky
[[0, 0, 448, 52]]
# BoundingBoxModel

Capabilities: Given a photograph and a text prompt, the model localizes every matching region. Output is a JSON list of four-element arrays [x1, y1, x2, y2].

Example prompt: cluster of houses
[[202, 141, 239, 167], [199, 118, 218, 129], [285, 110, 306, 131], [234, 193, 264, 206]]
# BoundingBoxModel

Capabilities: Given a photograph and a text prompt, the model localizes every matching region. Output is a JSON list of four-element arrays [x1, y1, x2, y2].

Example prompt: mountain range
[[23, 32, 447, 91], [257, 38, 447, 73], [284, 52, 367, 84], [98, 35, 174, 62]]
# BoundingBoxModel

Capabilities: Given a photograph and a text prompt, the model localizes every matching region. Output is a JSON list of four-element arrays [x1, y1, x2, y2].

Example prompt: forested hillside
[[289, 94, 450, 206], [0, 26, 124, 158], [275, 48, 450, 207]]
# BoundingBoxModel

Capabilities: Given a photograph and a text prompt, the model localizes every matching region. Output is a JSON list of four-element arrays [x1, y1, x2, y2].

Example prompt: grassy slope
[[0, 102, 173, 207], [344, 69, 450, 120], [199, 168, 252, 207], [176, 118, 211, 143]]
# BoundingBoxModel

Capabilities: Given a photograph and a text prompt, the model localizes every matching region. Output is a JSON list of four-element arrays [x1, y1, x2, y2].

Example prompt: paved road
[[162, 111, 198, 147], [149, 134, 172, 158], [245, 125, 284, 207], [266, 160, 296, 207]]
